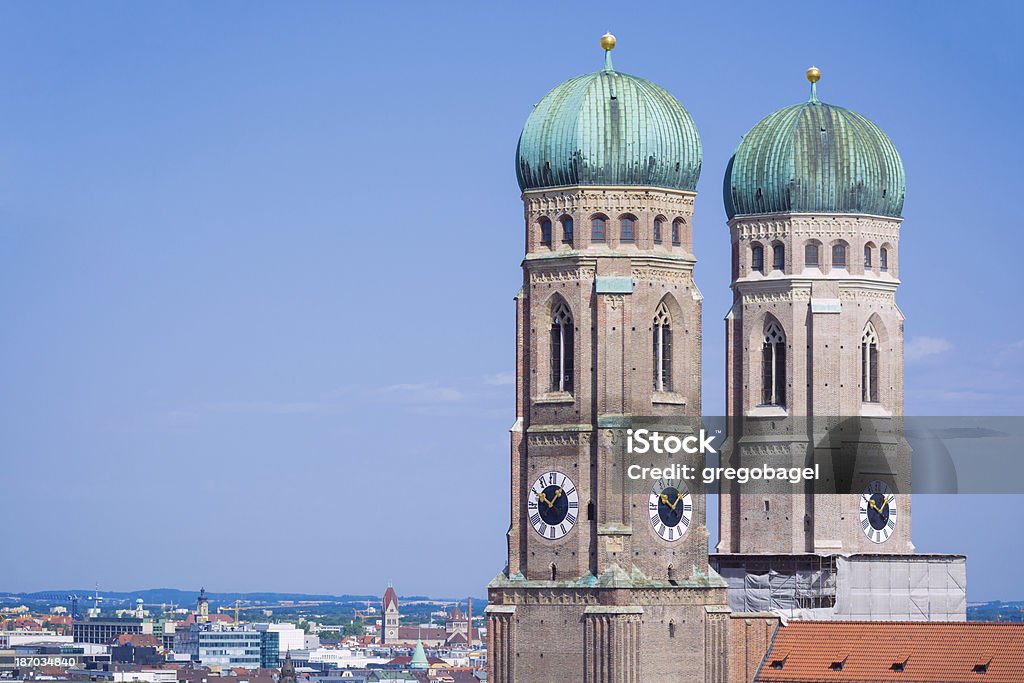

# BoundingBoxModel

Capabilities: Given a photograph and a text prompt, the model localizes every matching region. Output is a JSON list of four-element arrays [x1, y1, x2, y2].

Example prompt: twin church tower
[[487, 34, 955, 683]]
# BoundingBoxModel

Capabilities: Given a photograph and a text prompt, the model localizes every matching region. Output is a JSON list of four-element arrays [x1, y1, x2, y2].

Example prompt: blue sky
[[0, 1, 1021, 601]]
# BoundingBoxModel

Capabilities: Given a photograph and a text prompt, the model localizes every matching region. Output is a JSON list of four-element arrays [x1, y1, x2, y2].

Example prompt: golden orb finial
[[600, 33, 616, 51], [806, 65, 821, 83]]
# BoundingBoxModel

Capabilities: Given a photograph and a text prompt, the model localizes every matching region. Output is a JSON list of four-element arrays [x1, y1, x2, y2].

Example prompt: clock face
[[648, 478, 692, 542], [527, 471, 579, 540], [859, 479, 898, 544]]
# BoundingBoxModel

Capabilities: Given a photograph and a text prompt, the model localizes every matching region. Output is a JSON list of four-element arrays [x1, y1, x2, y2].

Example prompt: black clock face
[[648, 479, 692, 542], [865, 494, 890, 530], [858, 479, 897, 544], [527, 471, 579, 540]]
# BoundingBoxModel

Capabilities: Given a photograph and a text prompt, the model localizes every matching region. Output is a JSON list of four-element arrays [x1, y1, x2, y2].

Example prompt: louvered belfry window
[[762, 321, 786, 406], [550, 302, 574, 393], [653, 302, 673, 392]]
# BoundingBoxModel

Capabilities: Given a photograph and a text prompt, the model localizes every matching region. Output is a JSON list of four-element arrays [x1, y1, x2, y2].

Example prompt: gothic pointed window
[[773, 244, 785, 271], [761, 321, 786, 406], [540, 218, 552, 244], [620, 216, 635, 243], [653, 219, 663, 244], [550, 302, 574, 393], [652, 302, 673, 392], [562, 217, 574, 244], [805, 242, 820, 268], [861, 323, 880, 403], [880, 247, 889, 272], [864, 244, 873, 269], [751, 244, 765, 273], [671, 219, 682, 245], [592, 216, 606, 241]]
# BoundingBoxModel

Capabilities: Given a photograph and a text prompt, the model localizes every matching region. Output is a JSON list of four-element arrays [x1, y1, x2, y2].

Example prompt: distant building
[[381, 587, 399, 645], [0, 644, 111, 673], [73, 617, 143, 645], [175, 623, 261, 669], [110, 634, 163, 666], [195, 588, 210, 624], [444, 607, 467, 643], [112, 671, 177, 683], [258, 629, 279, 669], [0, 631, 72, 647], [252, 622, 305, 665], [279, 652, 298, 683]]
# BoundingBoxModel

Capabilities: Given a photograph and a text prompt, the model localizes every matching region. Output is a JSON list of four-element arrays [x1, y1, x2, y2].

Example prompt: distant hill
[[968, 601, 1024, 622]]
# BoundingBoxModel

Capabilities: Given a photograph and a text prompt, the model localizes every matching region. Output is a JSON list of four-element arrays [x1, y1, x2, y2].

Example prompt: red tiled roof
[[115, 633, 161, 648], [398, 626, 446, 640], [383, 586, 399, 611], [757, 621, 1024, 683]]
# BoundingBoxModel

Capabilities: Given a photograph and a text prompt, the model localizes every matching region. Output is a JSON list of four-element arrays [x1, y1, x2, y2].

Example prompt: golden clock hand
[[673, 492, 684, 507], [539, 492, 550, 508], [659, 493, 678, 511]]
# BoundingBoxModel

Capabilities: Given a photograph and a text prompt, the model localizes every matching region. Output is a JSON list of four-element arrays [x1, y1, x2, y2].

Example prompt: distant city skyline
[[1, 1, 1022, 600]]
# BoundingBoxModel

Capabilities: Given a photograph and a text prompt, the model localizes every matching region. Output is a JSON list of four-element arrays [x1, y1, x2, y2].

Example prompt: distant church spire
[[279, 651, 297, 683]]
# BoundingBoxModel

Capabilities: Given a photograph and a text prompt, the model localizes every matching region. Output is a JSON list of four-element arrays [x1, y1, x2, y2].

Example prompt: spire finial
[[601, 33, 616, 71], [806, 65, 821, 102]]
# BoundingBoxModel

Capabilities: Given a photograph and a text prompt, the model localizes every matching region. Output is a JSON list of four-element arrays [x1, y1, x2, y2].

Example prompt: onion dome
[[724, 67, 905, 219], [516, 34, 701, 192]]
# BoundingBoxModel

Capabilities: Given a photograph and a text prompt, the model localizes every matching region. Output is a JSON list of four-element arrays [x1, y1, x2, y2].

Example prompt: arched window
[[805, 242, 820, 268], [540, 218, 552, 244], [671, 219, 682, 245], [652, 302, 672, 392], [751, 244, 765, 273], [861, 323, 879, 403], [772, 244, 785, 271], [668, 620, 676, 638], [561, 217, 574, 244], [864, 244, 873, 269], [880, 247, 889, 272], [550, 302, 574, 393], [762, 321, 786, 407], [832, 243, 848, 268], [591, 216, 606, 241], [620, 216, 634, 243], [653, 219, 663, 244]]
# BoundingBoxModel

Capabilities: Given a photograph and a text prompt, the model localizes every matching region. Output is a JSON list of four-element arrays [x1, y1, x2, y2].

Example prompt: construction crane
[[216, 600, 243, 623]]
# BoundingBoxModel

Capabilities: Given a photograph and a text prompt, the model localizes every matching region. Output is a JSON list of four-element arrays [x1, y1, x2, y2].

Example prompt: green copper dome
[[516, 54, 701, 192], [724, 87, 905, 219]]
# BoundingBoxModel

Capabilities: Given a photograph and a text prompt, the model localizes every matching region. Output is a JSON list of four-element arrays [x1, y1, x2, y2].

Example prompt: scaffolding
[[710, 553, 966, 621]]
